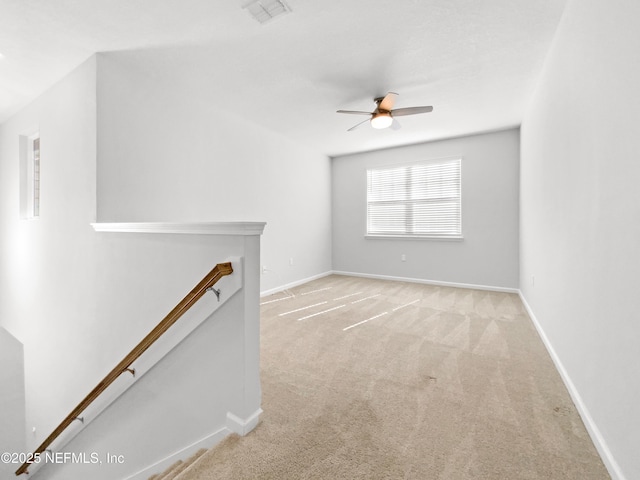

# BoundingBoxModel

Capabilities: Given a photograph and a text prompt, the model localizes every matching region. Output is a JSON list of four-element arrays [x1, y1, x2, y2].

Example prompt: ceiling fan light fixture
[[370, 113, 393, 129], [337, 92, 433, 132]]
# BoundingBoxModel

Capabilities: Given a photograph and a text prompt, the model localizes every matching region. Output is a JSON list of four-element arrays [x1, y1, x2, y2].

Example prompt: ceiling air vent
[[242, 0, 291, 24]]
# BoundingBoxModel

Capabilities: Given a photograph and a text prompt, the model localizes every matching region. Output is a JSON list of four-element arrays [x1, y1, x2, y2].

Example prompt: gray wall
[[332, 128, 520, 290], [520, 0, 640, 478]]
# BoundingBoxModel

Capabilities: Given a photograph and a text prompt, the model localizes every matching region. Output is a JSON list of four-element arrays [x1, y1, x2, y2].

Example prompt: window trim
[[365, 156, 463, 240], [19, 127, 41, 220]]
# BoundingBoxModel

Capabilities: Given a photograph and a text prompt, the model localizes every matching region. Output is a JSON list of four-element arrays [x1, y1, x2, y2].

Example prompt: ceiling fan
[[337, 92, 433, 131]]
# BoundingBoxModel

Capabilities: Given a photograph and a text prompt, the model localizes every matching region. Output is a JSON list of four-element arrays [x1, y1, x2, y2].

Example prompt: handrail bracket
[[207, 286, 221, 301]]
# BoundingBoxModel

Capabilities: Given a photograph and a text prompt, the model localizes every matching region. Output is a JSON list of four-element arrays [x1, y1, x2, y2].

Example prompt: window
[[19, 128, 41, 219], [366, 158, 462, 238]]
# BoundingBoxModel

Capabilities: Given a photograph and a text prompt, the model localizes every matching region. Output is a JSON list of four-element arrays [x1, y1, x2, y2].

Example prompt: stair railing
[[15, 262, 233, 476]]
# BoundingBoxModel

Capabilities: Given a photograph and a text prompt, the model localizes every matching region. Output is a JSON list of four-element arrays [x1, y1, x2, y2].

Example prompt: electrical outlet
[[262, 265, 268, 274], [401, 254, 406, 262], [289, 257, 294, 266]]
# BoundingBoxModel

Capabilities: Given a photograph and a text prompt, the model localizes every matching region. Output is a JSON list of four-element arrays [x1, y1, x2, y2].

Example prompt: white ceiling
[[0, 0, 567, 156]]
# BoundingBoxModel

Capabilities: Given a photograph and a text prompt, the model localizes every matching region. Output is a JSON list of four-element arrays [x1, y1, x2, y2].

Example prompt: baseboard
[[124, 426, 229, 480], [260, 271, 333, 297], [226, 408, 263, 436], [125, 408, 262, 480], [332, 270, 519, 294], [518, 291, 626, 480]]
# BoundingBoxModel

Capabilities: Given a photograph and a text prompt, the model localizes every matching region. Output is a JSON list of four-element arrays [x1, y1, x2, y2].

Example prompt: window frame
[[19, 127, 41, 220], [365, 156, 463, 240]]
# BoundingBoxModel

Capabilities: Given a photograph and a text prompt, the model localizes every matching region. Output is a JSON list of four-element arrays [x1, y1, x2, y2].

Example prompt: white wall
[[332, 128, 520, 290], [32, 293, 245, 480], [0, 57, 99, 452], [520, 0, 640, 478], [95, 52, 332, 294], [29, 232, 261, 480], [0, 58, 260, 475], [0, 327, 26, 479]]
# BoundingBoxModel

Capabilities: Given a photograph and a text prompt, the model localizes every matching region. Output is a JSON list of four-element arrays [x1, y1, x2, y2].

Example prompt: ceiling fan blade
[[390, 106, 433, 116], [347, 118, 371, 131], [390, 118, 402, 130], [378, 92, 399, 111], [337, 110, 373, 115]]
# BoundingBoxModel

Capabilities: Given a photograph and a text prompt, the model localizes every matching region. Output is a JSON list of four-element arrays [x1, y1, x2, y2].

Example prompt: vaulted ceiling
[[0, 0, 567, 156]]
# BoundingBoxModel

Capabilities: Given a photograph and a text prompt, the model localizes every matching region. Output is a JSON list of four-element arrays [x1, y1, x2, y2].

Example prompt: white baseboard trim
[[518, 291, 626, 480], [125, 408, 262, 480], [332, 270, 519, 294], [124, 426, 229, 480], [226, 408, 263, 436], [260, 271, 333, 297]]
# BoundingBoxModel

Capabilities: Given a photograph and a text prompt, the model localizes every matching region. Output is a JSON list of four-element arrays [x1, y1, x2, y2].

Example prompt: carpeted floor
[[176, 274, 609, 479]]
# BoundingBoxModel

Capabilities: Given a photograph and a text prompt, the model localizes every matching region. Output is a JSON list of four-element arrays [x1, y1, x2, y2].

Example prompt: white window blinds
[[366, 158, 462, 238]]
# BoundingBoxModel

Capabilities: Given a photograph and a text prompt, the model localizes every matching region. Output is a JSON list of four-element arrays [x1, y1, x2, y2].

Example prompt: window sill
[[365, 234, 464, 241]]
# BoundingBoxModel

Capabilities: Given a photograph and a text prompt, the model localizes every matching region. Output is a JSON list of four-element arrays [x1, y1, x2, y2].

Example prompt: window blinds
[[366, 158, 462, 237]]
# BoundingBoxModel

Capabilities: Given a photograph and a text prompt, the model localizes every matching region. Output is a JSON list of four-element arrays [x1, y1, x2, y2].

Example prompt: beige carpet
[[175, 274, 609, 479]]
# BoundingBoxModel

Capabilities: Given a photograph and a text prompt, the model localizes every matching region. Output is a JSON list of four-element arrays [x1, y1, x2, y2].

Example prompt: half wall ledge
[[90, 222, 266, 236]]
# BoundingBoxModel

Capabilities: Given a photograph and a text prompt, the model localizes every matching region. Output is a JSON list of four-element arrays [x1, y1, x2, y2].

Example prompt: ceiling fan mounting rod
[[374, 98, 389, 114]]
